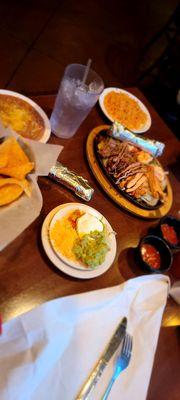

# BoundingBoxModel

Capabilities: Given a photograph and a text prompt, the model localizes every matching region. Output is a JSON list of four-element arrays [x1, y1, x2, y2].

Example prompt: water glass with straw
[[50, 60, 104, 139]]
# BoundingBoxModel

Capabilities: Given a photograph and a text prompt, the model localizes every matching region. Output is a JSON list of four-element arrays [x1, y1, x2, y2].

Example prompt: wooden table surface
[[0, 88, 180, 400]]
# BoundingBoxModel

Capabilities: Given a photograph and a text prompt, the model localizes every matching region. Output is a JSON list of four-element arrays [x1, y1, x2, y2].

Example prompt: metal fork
[[101, 333, 133, 400]]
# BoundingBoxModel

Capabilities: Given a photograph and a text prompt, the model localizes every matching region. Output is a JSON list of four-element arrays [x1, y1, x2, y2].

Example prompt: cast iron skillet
[[94, 130, 165, 211]]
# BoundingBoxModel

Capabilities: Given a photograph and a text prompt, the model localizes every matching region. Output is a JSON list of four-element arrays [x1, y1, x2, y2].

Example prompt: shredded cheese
[[50, 217, 78, 261]]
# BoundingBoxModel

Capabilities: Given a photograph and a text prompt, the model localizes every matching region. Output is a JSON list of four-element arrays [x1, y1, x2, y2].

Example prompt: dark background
[[0, 0, 179, 135]]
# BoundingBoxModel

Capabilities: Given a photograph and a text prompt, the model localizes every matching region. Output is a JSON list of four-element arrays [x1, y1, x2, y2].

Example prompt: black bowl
[[137, 235, 173, 273], [157, 216, 180, 251]]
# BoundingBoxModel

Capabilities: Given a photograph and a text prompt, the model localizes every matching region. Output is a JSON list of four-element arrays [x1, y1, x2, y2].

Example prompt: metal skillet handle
[[76, 359, 107, 400]]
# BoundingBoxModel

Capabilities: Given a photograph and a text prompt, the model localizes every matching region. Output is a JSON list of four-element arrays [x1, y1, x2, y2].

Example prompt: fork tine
[[127, 334, 133, 354], [126, 334, 132, 355], [129, 336, 133, 354], [122, 333, 129, 355], [121, 335, 127, 354], [122, 333, 132, 356]]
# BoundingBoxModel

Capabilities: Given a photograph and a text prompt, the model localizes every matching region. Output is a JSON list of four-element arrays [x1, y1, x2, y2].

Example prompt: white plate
[[0, 89, 51, 143], [99, 87, 151, 133], [41, 203, 117, 279], [49, 203, 116, 271]]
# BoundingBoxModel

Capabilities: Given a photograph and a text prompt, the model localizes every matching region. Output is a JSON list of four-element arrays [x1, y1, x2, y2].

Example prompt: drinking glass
[[50, 63, 104, 138]]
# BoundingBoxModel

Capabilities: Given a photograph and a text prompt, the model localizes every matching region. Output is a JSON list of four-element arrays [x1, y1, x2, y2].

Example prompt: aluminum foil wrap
[[109, 122, 165, 157], [49, 162, 94, 201]]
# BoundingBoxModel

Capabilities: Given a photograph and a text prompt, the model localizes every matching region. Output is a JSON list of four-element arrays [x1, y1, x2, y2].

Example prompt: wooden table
[[0, 88, 180, 400]]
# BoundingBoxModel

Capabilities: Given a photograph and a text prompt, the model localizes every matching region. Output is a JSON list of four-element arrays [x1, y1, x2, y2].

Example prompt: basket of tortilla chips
[[0, 129, 62, 251]]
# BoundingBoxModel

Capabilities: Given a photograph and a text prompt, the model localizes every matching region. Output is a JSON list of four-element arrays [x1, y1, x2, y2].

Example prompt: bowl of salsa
[[158, 216, 180, 251], [137, 235, 172, 273]]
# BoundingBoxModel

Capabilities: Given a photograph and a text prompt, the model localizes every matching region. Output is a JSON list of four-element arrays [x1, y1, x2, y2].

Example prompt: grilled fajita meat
[[96, 133, 167, 206]]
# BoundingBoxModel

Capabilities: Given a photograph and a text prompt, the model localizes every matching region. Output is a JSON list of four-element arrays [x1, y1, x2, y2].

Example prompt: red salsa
[[68, 209, 83, 229], [161, 223, 178, 245], [141, 244, 161, 269]]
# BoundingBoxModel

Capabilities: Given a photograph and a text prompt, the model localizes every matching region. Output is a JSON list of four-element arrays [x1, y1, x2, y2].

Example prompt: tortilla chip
[[0, 162, 34, 180], [0, 137, 34, 205], [0, 184, 23, 206], [0, 177, 31, 197], [0, 137, 34, 179], [0, 140, 9, 168], [0, 152, 8, 168], [0, 137, 29, 163]]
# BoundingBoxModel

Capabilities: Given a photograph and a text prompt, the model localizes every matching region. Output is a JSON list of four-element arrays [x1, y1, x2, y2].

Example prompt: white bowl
[[99, 87, 151, 133], [0, 89, 51, 143]]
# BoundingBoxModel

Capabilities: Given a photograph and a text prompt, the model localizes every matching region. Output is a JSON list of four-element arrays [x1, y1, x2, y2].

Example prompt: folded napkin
[[0, 275, 169, 400]]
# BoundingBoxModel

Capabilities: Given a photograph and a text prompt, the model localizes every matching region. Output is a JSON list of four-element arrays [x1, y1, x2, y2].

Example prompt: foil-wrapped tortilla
[[49, 162, 94, 202], [109, 122, 165, 157]]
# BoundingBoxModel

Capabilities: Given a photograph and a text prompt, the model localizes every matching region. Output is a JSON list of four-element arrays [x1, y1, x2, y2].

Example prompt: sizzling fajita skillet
[[86, 125, 173, 219]]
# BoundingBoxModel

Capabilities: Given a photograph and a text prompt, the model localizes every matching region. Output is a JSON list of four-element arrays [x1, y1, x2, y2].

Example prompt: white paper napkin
[[170, 281, 180, 304], [0, 275, 169, 400]]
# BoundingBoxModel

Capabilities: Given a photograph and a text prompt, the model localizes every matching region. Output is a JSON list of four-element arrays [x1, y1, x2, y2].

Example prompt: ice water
[[50, 78, 100, 138]]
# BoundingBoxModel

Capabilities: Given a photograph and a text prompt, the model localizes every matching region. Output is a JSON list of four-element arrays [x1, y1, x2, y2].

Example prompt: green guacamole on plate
[[72, 230, 109, 268]]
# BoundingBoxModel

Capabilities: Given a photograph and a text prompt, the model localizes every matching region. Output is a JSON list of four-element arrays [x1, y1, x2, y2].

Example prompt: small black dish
[[156, 216, 180, 251], [137, 235, 173, 273]]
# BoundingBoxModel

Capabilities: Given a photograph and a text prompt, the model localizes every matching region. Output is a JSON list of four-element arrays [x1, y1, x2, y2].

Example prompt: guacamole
[[72, 230, 109, 268]]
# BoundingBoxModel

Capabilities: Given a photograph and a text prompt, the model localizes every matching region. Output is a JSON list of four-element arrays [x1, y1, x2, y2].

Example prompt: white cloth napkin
[[0, 275, 169, 400]]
